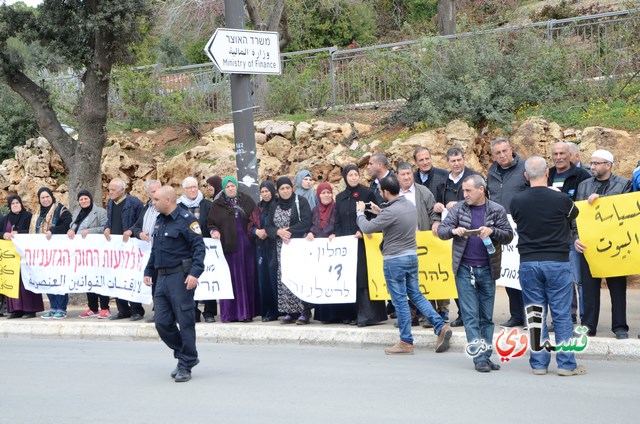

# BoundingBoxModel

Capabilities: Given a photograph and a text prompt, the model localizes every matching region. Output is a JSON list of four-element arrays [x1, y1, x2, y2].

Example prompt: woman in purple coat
[[207, 176, 259, 322]]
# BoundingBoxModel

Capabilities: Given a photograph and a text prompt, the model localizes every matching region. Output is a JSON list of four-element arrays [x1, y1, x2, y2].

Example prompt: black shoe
[[109, 312, 130, 320], [171, 358, 200, 379], [450, 317, 464, 327], [475, 361, 491, 373], [174, 369, 192, 383], [204, 316, 216, 323], [145, 315, 155, 323], [615, 332, 629, 340], [130, 314, 144, 321], [486, 359, 501, 371], [7, 312, 23, 319], [22, 313, 36, 319], [389, 312, 397, 319], [500, 318, 524, 327]]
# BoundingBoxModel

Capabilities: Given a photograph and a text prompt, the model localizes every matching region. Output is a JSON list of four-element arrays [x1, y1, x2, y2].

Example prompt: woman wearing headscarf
[[207, 176, 259, 322], [248, 180, 279, 322], [67, 190, 109, 319], [266, 176, 312, 324], [206, 175, 223, 201], [30, 187, 72, 319], [334, 164, 387, 327], [0, 195, 43, 319], [305, 182, 345, 324], [294, 169, 318, 209]]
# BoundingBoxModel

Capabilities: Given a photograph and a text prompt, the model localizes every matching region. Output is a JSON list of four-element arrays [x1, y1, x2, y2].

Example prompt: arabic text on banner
[[12, 234, 153, 304], [11, 235, 234, 303], [496, 215, 521, 290], [280, 236, 357, 304], [363, 231, 458, 301], [0, 240, 21, 299], [575, 191, 640, 278]]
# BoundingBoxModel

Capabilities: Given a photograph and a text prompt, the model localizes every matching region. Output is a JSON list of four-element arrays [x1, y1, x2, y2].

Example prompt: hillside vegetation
[[1, 0, 638, 161]]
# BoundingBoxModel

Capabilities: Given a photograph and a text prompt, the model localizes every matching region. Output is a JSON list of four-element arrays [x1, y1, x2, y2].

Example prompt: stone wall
[[1, 117, 638, 211]]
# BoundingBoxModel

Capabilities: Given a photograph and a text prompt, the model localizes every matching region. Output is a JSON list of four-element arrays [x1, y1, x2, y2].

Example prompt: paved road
[[2, 339, 639, 423]]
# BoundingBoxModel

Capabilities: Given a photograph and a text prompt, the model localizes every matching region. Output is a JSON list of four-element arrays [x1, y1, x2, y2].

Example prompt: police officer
[[144, 186, 205, 383]]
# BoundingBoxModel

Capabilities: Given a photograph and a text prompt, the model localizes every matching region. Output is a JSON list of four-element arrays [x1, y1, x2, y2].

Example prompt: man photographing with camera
[[355, 175, 451, 355]]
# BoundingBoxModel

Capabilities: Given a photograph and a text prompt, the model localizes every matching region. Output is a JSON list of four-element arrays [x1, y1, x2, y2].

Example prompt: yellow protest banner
[[575, 191, 640, 278], [0, 240, 21, 299], [363, 231, 458, 301]]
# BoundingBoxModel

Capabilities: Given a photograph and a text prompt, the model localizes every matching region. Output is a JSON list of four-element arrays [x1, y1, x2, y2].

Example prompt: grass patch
[[199, 158, 218, 166], [164, 139, 197, 159], [516, 80, 640, 131]]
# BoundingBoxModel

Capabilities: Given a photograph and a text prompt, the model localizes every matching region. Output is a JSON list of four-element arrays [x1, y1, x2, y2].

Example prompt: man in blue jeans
[[510, 156, 585, 376], [356, 175, 451, 355], [438, 174, 513, 372]]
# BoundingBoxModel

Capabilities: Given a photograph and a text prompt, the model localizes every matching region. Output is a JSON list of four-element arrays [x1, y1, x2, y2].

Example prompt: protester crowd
[[1, 139, 638, 374]]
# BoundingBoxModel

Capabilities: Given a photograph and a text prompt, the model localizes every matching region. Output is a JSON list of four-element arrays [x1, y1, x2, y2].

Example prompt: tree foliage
[[388, 30, 572, 129], [0, 0, 154, 205], [286, 0, 377, 51], [0, 85, 38, 161]]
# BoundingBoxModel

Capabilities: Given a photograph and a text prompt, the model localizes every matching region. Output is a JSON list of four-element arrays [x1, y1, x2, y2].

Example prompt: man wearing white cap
[[574, 149, 633, 339]]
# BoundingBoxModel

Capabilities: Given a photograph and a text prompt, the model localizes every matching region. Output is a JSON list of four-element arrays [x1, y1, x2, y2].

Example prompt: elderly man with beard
[[575, 150, 633, 339]]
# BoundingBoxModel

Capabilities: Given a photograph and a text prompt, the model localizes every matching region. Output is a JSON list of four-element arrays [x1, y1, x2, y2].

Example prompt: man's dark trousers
[[154, 270, 198, 371]]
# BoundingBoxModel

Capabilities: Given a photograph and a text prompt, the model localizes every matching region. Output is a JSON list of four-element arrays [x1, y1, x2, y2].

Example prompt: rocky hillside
[[1, 117, 638, 211]]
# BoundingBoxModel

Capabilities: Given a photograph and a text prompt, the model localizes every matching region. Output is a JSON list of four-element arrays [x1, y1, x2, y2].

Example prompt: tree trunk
[[437, 0, 456, 36], [3, 21, 112, 208]]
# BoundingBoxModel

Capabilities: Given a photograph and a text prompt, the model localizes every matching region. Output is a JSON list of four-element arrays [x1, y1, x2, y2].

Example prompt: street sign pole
[[223, 0, 259, 201]]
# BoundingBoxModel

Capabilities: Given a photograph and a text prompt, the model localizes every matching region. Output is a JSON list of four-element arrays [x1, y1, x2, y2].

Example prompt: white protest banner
[[496, 214, 521, 290], [194, 239, 234, 300], [280, 236, 357, 304], [12, 234, 153, 304]]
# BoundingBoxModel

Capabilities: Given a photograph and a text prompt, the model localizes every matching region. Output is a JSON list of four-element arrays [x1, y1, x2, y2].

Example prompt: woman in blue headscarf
[[294, 169, 318, 209]]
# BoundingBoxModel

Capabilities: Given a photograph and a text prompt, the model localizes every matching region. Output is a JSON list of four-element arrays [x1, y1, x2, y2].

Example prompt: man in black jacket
[[511, 156, 584, 377], [548, 141, 591, 325], [575, 149, 633, 339], [124, 179, 162, 322], [487, 138, 528, 328], [434, 146, 481, 327]]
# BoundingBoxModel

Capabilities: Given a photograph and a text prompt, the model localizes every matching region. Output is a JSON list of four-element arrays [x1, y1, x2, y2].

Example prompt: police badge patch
[[190, 222, 202, 234]]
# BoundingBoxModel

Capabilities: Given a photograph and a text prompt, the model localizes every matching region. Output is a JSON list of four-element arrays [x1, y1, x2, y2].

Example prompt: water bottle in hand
[[482, 236, 496, 254]]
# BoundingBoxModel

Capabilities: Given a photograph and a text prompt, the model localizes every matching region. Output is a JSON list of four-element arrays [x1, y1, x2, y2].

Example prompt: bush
[[531, 1, 579, 22], [286, 0, 378, 51], [111, 66, 163, 125], [266, 58, 332, 114], [0, 87, 38, 161], [387, 30, 571, 129]]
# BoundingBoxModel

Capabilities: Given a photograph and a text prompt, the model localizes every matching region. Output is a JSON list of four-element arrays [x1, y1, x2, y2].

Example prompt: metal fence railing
[[42, 8, 640, 123]]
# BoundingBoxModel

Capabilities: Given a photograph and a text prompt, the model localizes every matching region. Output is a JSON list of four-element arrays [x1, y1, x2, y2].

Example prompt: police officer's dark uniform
[[144, 206, 205, 382]]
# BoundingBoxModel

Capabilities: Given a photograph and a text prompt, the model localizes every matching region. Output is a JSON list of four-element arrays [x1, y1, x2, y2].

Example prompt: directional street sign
[[204, 28, 281, 75]]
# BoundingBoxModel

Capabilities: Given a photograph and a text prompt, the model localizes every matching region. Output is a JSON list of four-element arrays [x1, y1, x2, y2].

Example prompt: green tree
[[0, 0, 153, 205], [0, 86, 38, 161]]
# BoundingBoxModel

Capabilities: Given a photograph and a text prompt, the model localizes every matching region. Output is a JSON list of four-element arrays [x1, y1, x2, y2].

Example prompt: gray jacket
[[576, 173, 632, 200], [70, 206, 108, 233], [437, 199, 513, 280], [487, 154, 528, 213], [356, 195, 416, 257], [414, 184, 438, 231]]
